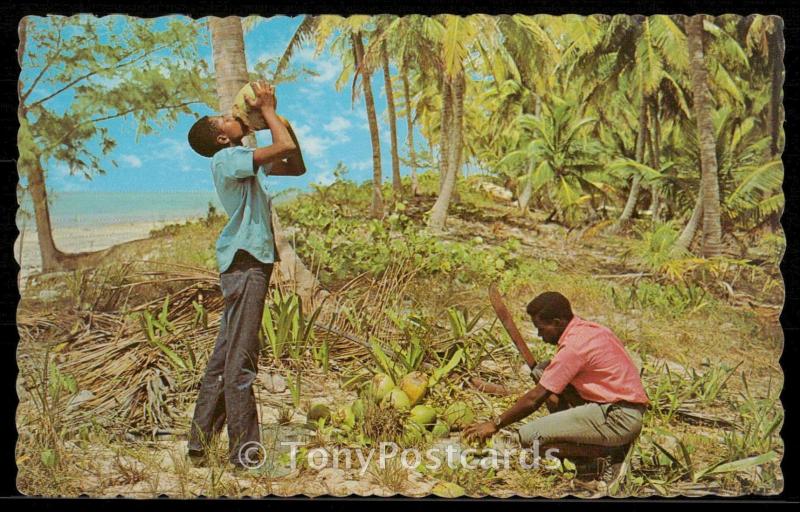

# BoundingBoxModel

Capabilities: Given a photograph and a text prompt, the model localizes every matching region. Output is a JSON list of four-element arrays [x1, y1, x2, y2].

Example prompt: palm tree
[[400, 62, 420, 196], [499, 95, 605, 225], [426, 15, 511, 230], [605, 15, 690, 231], [687, 14, 723, 257], [743, 15, 784, 157], [380, 40, 402, 200], [366, 15, 403, 200], [278, 15, 385, 218], [351, 28, 385, 218]]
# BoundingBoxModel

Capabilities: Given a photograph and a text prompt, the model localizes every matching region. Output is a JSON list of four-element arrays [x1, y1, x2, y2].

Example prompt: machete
[[488, 283, 537, 369]]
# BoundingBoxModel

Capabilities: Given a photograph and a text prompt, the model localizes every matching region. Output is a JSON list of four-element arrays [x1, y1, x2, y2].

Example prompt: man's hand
[[245, 80, 276, 112], [462, 421, 498, 442]]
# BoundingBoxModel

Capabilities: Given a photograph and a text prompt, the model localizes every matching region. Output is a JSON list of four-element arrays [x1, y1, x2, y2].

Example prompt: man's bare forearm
[[495, 384, 551, 429], [262, 107, 294, 149], [252, 108, 296, 168]]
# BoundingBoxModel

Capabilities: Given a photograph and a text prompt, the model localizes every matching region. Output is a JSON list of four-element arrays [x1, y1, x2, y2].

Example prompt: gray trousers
[[188, 250, 273, 465], [520, 360, 645, 448]]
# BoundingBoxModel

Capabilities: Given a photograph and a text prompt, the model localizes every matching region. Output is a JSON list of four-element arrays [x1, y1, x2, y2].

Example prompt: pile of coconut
[[306, 371, 475, 445]]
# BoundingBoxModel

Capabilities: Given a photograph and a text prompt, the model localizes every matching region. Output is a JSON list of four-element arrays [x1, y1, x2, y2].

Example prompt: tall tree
[[381, 40, 402, 200], [427, 15, 505, 230], [18, 15, 213, 272], [429, 70, 465, 229], [400, 63, 419, 196], [743, 15, 784, 157], [365, 15, 442, 197], [606, 15, 690, 231], [687, 14, 723, 257], [278, 15, 385, 218], [351, 29, 385, 218]]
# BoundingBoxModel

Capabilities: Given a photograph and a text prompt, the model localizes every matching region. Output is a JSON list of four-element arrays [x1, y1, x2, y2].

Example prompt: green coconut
[[307, 403, 331, 423], [401, 420, 427, 445], [381, 387, 411, 412], [431, 420, 450, 438], [409, 405, 437, 428], [232, 82, 289, 131], [442, 401, 475, 429], [369, 373, 395, 403], [399, 371, 428, 406]]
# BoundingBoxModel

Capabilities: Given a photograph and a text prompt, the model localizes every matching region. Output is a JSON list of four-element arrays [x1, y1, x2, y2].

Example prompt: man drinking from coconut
[[464, 291, 649, 482], [186, 80, 305, 471]]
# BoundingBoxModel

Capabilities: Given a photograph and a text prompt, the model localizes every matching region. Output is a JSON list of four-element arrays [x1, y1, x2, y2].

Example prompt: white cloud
[[120, 154, 142, 168], [322, 116, 352, 144], [350, 159, 372, 171], [294, 124, 333, 159], [324, 116, 352, 133], [295, 45, 340, 84], [153, 137, 197, 173], [312, 59, 339, 83]]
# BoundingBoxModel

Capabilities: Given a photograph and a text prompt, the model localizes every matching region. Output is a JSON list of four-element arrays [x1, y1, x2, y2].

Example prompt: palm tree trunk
[[768, 16, 784, 157], [438, 73, 453, 194], [209, 17, 250, 115], [675, 174, 704, 251], [449, 73, 465, 205], [210, 16, 325, 303], [688, 14, 723, 257], [612, 98, 648, 232], [401, 66, 419, 196], [381, 43, 401, 200], [650, 99, 662, 222], [428, 72, 464, 230], [353, 31, 384, 219]]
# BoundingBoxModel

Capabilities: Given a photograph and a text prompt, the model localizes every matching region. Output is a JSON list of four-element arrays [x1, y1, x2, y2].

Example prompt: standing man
[[186, 81, 305, 469], [464, 291, 649, 480]]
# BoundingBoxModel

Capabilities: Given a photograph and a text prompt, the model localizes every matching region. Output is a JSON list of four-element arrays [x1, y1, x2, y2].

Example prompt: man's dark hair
[[188, 116, 225, 157], [526, 291, 573, 322]]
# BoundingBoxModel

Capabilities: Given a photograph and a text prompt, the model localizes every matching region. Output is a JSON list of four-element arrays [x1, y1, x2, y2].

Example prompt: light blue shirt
[[211, 146, 278, 273]]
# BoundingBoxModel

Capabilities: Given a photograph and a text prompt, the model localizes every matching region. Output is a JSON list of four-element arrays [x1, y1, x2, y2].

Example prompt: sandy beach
[[14, 219, 185, 287]]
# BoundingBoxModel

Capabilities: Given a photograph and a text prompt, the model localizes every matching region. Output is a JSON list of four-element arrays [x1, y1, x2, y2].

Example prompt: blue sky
[[27, 15, 423, 195]]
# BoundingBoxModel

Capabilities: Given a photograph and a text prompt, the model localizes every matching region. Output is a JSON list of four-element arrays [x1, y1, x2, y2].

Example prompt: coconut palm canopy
[[19, 13, 783, 264]]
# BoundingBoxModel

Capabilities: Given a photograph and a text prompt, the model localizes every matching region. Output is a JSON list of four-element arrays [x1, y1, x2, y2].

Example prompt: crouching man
[[464, 291, 649, 481]]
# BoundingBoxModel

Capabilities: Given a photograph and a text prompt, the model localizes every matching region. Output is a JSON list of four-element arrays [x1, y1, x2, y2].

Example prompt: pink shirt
[[539, 316, 649, 405]]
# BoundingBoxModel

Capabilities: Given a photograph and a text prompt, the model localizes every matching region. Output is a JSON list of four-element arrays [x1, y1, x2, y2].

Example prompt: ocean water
[[16, 190, 299, 229]]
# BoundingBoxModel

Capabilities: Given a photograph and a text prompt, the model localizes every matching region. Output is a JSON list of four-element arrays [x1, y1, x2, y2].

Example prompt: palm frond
[[274, 16, 319, 81]]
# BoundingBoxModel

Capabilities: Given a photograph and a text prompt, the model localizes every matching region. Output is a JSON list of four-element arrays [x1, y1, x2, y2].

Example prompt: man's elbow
[[277, 140, 297, 157]]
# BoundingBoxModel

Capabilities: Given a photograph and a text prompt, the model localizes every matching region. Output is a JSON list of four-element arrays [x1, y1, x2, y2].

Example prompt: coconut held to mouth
[[232, 81, 289, 131]]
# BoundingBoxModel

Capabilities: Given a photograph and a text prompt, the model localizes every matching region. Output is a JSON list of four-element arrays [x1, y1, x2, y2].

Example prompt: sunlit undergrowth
[[17, 171, 783, 497]]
